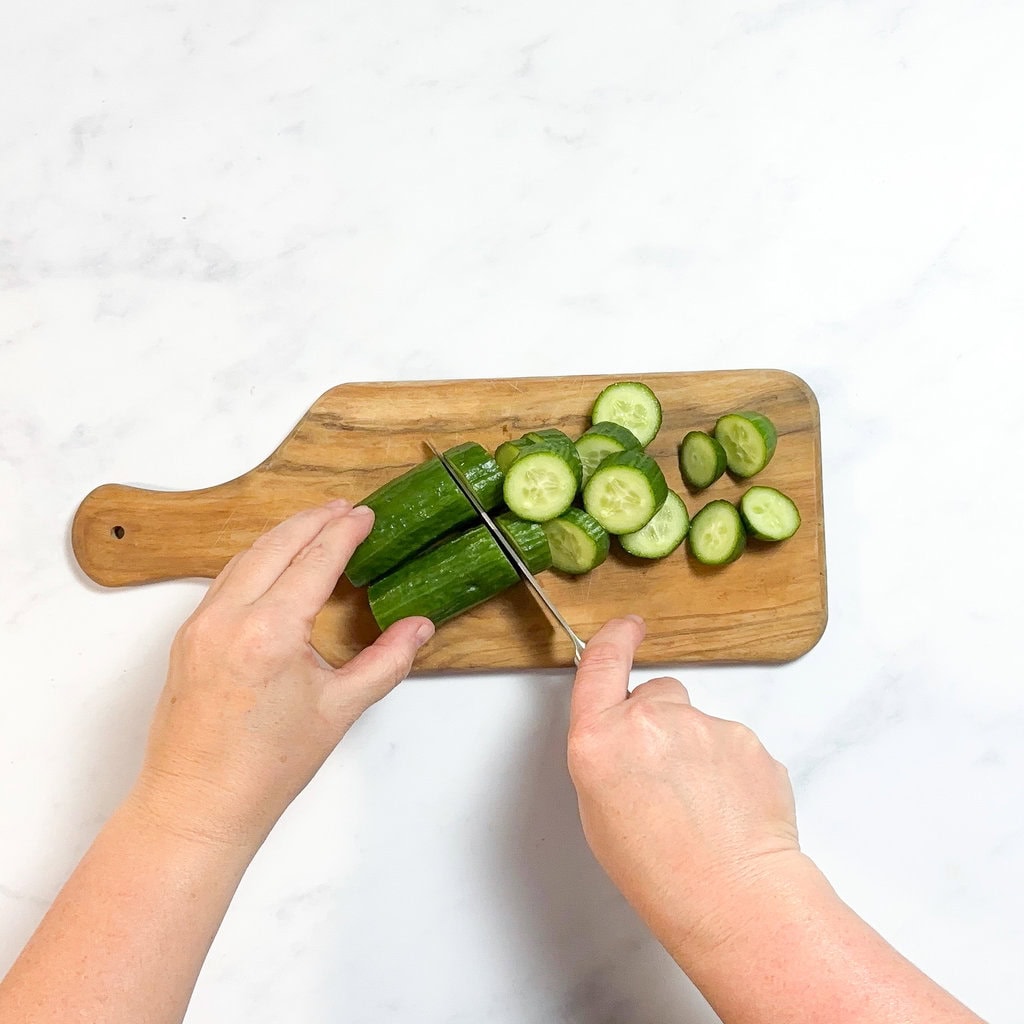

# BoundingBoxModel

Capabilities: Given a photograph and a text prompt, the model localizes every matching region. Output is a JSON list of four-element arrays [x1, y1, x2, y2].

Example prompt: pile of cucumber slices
[[348, 380, 802, 631]]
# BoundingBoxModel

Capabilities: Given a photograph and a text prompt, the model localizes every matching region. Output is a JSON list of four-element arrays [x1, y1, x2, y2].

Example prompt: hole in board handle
[[111, 526, 125, 540]]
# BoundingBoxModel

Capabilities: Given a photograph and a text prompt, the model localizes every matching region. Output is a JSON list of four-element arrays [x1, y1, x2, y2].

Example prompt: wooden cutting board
[[72, 371, 826, 670]]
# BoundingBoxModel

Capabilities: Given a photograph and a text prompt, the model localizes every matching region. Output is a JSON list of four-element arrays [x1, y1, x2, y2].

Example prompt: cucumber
[[689, 500, 746, 565], [495, 512, 553, 573], [714, 411, 778, 478], [575, 421, 642, 485], [495, 438, 533, 474], [524, 428, 583, 489], [503, 442, 578, 522], [678, 430, 727, 490], [739, 486, 801, 541], [591, 381, 663, 447], [583, 450, 668, 535], [619, 490, 689, 559], [541, 508, 610, 575], [368, 524, 518, 630], [345, 442, 503, 588]]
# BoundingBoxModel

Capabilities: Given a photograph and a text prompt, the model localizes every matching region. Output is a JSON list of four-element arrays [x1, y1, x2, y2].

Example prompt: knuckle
[[579, 641, 623, 674], [567, 724, 605, 775]]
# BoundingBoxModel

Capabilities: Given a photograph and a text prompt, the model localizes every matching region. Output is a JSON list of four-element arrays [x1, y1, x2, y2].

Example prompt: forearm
[[0, 789, 258, 1024], [654, 854, 984, 1024]]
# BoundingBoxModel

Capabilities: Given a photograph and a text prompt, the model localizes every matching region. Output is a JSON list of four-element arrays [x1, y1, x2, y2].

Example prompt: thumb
[[323, 616, 434, 720]]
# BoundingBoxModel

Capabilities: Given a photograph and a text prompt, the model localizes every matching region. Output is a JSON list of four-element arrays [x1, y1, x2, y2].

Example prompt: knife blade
[[426, 440, 587, 665]]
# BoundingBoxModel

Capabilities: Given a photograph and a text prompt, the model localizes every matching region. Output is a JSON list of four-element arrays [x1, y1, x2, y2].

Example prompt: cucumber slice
[[524, 428, 583, 489], [583, 449, 668, 535], [689, 500, 746, 566], [495, 512, 553, 573], [346, 442, 503, 588], [368, 524, 518, 630], [591, 381, 663, 447], [714, 411, 778, 478], [619, 490, 689, 559], [541, 508, 610, 574], [575, 421, 642, 485], [495, 438, 533, 474], [678, 431, 727, 490], [503, 442, 578, 522], [739, 486, 801, 541]]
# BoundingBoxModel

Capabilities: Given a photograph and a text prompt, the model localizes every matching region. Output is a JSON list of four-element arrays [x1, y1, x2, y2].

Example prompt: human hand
[[129, 500, 433, 850], [567, 617, 805, 964]]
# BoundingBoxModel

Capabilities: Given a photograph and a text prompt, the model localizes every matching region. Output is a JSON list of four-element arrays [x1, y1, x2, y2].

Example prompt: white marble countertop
[[2, 2, 1021, 1021]]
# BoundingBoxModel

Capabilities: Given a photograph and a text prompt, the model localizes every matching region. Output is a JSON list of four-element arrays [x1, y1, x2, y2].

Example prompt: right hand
[[567, 616, 805, 961]]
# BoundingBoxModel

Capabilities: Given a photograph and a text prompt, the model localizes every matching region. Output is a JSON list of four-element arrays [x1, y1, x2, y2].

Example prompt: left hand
[[129, 500, 433, 850]]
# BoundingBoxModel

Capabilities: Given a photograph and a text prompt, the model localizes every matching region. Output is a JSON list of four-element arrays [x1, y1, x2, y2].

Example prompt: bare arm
[[567, 617, 985, 1024], [0, 500, 432, 1024]]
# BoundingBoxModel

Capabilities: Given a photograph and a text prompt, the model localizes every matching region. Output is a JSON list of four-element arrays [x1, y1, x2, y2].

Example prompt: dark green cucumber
[[714, 411, 778, 478], [524, 428, 583, 489], [582, 449, 668, 534], [689, 500, 746, 565], [495, 512, 553, 573], [368, 524, 518, 630], [678, 431, 728, 490], [591, 381, 663, 446], [541, 508, 610, 574], [619, 491, 689, 559], [345, 442, 503, 588], [495, 437, 533, 474], [575, 421, 642, 485], [503, 441, 578, 522], [739, 486, 801, 541]]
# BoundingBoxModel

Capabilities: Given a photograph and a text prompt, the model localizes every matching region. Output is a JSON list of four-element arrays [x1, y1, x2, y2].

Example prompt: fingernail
[[350, 504, 374, 518], [625, 614, 645, 626], [326, 498, 351, 512], [414, 621, 435, 646]]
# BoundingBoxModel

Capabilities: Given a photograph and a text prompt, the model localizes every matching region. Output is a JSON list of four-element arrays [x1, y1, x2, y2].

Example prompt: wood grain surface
[[72, 371, 827, 670]]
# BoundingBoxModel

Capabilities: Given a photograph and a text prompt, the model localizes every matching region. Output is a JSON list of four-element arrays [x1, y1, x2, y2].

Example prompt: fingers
[[260, 506, 375, 622], [215, 500, 354, 605], [629, 675, 692, 704], [323, 616, 435, 719], [569, 616, 646, 725]]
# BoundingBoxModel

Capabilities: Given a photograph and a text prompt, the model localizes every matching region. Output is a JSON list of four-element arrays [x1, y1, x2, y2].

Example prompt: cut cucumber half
[[689, 500, 746, 566], [503, 442, 578, 522], [619, 490, 689, 559], [583, 449, 668, 535], [541, 508, 610, 575], [495, 511, 553, 573], [368, 523, 518, 630], [739, 486, 801, 542], [591, 381, 663, 447], [524, 428, 583, 489], [714, 411, 778, 478], [495, 437, 533, 474], [575, 421, 642, 485], [678, 430, 727, 490]]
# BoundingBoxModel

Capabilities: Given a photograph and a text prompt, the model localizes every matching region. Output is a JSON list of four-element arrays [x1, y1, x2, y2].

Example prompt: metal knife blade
[[426, 440, 587, 665]]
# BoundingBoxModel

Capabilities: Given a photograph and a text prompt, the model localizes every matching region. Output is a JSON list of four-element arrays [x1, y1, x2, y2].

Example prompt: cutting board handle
[[72, 480, 268, 587]]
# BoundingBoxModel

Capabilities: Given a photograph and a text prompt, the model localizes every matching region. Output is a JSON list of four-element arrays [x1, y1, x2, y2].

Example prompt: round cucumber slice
[[591, 381, 663, 447], [689, 500, 746, 565], [541, 508, 610, 574], [583, 449, 668, 535], [503, 444, 578, 522], [678, 430, 727, 490], [575, 421, 642, 485], [524, 428, 583, 489], [714, 411, 778, 478], [619, 490, 689, 559], [739, 486, 801, 542]]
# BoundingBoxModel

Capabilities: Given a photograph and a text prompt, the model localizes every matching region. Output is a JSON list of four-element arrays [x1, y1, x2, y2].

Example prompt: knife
[[426, 440, 587, 665]]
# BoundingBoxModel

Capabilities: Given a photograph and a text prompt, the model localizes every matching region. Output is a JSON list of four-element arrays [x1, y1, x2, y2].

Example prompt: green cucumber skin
[[345, 443, 503, 588], [678, 431, 727, 490], [575, 421, 643, 484], [541, 508, 610, 574], [495, 512, 553, 574], [525, 428, 583, 488], [368, 524, 519, 630], [495, 438, 533, 474]]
